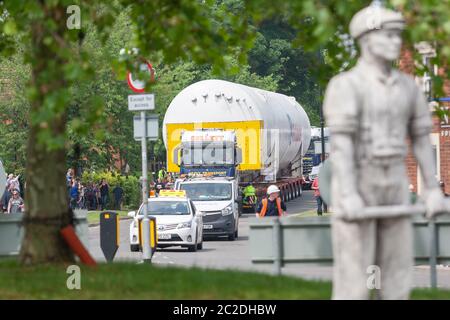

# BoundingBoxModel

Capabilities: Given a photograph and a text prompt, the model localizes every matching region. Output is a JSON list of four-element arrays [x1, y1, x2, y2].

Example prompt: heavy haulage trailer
[[162, 79, 311, 217]]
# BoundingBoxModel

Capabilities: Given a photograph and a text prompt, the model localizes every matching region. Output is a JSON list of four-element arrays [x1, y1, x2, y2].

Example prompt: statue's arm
[[411, 134, 438, 191], [409, 86, 438, 191], [409, 86, 447, 217]]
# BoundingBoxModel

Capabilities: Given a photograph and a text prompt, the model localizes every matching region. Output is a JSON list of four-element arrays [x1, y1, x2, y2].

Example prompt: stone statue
[[323, 3, 448, 299]]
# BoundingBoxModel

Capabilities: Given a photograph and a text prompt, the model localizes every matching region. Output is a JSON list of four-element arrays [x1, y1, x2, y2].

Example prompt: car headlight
[[177, 221, 192, 229], [221, 204, 233, 216]]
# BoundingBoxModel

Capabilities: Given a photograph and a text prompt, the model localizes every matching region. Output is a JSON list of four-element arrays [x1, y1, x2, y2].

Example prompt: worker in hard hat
[[324, 2, 448, 299], [256, 185, 286, 217], [242, 183, 257, 205]]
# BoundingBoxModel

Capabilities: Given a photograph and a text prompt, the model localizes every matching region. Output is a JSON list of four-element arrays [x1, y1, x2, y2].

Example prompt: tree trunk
[[19, 4, 75, 264], [20, 128, 74, 264]]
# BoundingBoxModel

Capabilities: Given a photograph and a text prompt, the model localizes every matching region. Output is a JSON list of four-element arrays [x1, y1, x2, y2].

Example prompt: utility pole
[[319, 102, 326, 163], [140, 110, 151, 263], [317, 48, 326, 163]]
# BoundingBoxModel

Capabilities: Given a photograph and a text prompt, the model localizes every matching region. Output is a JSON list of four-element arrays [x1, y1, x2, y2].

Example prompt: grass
[[87, 210, 129, 224], [0, 260, 449, 299]]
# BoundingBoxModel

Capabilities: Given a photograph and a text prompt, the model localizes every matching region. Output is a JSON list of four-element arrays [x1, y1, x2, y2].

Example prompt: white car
[[128, 190, 203, 252]]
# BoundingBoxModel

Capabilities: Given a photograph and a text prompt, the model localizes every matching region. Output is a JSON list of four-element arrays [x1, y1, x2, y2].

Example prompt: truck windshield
[[181, 142, 234, 166], [180, 183, 232, 201], [138, 201, 190, 215]]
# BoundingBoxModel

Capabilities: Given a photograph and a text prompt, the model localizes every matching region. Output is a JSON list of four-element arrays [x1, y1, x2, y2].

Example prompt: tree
[[0, 0, 257, 265]]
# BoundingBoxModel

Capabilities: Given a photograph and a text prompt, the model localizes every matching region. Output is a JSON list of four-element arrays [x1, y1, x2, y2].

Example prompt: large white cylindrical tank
[[163, 79, 311, 175]]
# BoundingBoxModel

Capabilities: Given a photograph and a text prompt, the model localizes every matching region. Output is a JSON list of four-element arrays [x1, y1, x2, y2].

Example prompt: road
[[88, 191, 450, 289]]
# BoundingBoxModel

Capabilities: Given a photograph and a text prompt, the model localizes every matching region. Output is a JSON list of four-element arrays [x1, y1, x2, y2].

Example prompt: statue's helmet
[[349, 3, 405, 40]]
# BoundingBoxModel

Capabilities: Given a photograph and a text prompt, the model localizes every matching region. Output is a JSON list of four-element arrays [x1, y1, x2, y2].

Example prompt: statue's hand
[[334, 193, 365, 221], [425, 188, 449, 219]]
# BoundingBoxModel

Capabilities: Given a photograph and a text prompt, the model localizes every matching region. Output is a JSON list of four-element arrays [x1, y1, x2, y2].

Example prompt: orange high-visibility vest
[[259, 197, 283, 217]]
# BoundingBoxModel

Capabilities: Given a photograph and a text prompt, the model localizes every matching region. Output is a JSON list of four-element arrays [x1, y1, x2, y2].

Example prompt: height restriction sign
[[127, 61, 155, 93]]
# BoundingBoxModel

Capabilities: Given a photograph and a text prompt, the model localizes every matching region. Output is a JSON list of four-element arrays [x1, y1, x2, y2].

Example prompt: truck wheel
[[130, 244, 140, 252]]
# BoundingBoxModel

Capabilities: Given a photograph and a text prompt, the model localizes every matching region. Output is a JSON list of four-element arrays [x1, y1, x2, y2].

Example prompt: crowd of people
[[66, 169, 124, 211], [1, 173, 24, 214]]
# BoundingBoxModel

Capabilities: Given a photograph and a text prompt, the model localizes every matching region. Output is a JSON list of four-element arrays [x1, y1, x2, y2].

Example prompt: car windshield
[[138, 200, 190, 215], [180, 183, 232, 201]]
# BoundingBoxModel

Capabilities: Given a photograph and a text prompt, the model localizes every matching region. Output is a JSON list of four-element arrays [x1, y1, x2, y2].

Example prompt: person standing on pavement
[[69, 179, 80, 210], [256, 185, 286, 217], [7, 189, 24, 214], [311, 177, 327, 216], [113, 184, 124, 210], [99, 179, 110, 210]]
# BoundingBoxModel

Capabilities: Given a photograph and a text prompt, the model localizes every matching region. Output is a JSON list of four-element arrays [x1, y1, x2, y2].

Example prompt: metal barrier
[[0, 210, 89, 258], [249, 206, 450, 288]]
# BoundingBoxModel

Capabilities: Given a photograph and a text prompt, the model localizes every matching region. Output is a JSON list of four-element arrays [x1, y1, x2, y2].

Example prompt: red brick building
[[400, 47, 450, 195]]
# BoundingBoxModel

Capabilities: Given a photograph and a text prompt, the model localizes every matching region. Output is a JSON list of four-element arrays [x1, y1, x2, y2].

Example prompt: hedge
[[81, 171, 141, 209]]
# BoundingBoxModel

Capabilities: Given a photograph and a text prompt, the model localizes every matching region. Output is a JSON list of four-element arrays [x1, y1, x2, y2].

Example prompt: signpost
[[127, 59, 158, 264], [133, 114, 159, 141]]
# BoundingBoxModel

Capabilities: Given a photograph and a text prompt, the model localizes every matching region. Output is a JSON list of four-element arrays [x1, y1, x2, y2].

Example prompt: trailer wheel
[[282, 186, 288, 202]]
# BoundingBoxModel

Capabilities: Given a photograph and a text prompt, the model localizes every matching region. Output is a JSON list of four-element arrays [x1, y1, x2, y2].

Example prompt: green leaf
[[3, 20, 17, 35]]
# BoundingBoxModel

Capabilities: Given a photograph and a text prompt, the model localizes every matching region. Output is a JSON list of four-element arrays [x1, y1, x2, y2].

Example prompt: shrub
[[81, 171, 141, 209]]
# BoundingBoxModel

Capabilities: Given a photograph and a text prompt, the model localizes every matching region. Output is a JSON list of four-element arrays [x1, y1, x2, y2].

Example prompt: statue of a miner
[[323, 3, 448, 299]]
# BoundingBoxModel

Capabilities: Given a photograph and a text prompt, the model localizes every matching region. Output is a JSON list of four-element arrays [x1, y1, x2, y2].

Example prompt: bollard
[[272, 217, 282, 276], [100, 211, 120, 262], [429, 218, 438, 289], [138, 216, 158, 257]]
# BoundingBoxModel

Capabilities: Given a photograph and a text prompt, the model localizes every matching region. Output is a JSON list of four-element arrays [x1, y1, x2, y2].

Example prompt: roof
[[180, 177, 233, 183], [148, 197, 189, 202]]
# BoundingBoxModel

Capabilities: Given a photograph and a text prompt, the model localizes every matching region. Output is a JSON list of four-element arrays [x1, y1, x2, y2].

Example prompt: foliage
[[259, 0, 450, 101], [81, 171, 141, 209], [0, 52, 29, 175]]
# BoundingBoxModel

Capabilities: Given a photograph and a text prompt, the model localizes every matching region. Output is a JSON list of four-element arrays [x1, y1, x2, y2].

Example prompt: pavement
[[88, 190, 450, 289]]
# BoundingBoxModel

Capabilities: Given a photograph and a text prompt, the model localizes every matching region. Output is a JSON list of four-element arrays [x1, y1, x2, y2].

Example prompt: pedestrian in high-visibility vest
[[256, 185, 286, 217]]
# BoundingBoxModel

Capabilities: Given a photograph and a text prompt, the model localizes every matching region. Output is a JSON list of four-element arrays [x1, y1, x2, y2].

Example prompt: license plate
[[203, 224, 213, 230], [158, 233, 172, 240]]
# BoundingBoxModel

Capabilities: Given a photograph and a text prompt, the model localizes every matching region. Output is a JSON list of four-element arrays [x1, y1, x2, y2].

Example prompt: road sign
[[0, 160, 5, 198], [100, 211, 119, 262], [128, 94, 155, 111], [127, 61, 155, 93], [133, 114, 159, 141]]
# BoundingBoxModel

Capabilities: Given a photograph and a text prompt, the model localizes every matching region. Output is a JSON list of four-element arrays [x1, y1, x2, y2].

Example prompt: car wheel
[[188, 244, 197, 252], [234, 229, 238, 239], [197, 241, 203, 250], [228, 231, 236, 241], [130, 244, 140, 252]]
